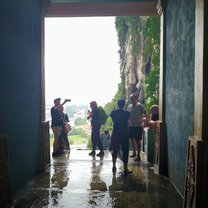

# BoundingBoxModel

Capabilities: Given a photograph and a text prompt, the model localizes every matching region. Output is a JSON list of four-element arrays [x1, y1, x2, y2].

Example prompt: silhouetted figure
[[110, 99, 132, 175], [127, 94, 147, 161], [101, 130, 111, 150], [87, 101, 104, 157], [150, 104, 159, 121], [59, 106, 70, 153], [51, 98, 71, 157], [135, 80, 145, 104]]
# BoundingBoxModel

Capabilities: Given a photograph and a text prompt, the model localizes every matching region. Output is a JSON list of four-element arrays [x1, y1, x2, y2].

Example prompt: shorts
[[129, 126, 143, 140]]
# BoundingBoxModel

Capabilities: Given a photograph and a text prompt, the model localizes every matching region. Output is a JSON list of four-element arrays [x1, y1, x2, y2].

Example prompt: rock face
[[116, 16, 160, 104], [121, 17, 149, 101]]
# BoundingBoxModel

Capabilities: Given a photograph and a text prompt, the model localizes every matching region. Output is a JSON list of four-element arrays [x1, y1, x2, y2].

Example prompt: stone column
[[153, 0, 168, 176], [194, 0, 208, 138], [184, 1, 208, 207], [157, 0, 165, 122]]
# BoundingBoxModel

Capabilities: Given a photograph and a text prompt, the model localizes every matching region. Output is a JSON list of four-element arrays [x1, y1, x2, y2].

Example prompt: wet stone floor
[[13, 149, 183, 208]]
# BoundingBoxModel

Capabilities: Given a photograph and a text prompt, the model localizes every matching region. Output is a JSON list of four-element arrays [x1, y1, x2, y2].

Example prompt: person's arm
[[87, 110, 92, 120], [65, 114, 69, 123], [56, 99, 71, 110], [141, 104, 148, 121], [62, 99, 71, 106], [110, 111, 114, 122]]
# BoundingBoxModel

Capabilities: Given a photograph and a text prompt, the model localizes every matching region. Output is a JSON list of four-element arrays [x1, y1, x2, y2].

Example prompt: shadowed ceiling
[[46, 0, 158, 16]]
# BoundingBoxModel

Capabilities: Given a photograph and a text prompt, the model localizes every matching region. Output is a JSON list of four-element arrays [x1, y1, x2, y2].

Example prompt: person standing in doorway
[[59, 106, 71, 153], [110, 99, 132, 175], [135, 80, 145, 104], [127, 94, 147, 161], [100, 130, 111, 150], [150, 104, 159, 121], [87, 101, 104, 157], [51, 98, 71, 157]]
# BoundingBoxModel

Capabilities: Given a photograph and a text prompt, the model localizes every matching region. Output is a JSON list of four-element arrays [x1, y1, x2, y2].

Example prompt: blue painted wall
[[0, 1, 42, 192], [164, 0, 195, 194]]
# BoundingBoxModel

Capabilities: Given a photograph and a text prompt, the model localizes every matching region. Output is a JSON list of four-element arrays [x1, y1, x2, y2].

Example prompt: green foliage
[[126, 16, 140, 56], [87, 137, 92, 150], [113, 81, 125, 102], [74, 117, 86, 126], [97, 106, 108, 125], [69, 127, 89, 138], [115, 17, 128, 71], [115, 17, 128, 49], [49, 128, 89, 147], [145, 67, 159, 110], [115, 16, 141, 73], [143, 16, 160, 109], [115, 16, 160, 111], [143, 16, 160, 67], [104, 102, 116, 116], [69, 135, 89, 145], [101, 117, 113, 133], [101, 81, 125, 132]]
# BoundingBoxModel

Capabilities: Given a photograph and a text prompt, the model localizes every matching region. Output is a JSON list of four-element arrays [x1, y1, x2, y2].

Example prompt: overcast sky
[[45, 17, 121, 107]]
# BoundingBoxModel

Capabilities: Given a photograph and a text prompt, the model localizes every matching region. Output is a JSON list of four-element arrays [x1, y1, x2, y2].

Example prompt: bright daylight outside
[[45, 16, 160, 155], [45, 17, 121, 151]]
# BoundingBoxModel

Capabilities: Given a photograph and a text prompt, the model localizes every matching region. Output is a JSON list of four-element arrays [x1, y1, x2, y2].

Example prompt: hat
[[54, 98, 61, 103]]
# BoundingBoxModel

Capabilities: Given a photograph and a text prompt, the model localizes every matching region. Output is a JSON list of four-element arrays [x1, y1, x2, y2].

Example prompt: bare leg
[[112, 157, 117, 172], [124, 163, 132, 175], [134, 140, 141, 161], [52, 127, 62, 153], [130, 139, 137, 157]]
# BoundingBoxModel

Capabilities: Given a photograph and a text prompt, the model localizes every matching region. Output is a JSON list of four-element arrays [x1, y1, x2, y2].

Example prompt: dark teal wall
[[0, 1, 42, 192], [164, 0, 195, 194], [50, 0, 154, 3], [0, 0, 196, 197]]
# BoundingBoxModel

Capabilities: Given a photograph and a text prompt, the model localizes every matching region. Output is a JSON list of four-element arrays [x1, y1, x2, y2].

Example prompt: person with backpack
[[87, 101, 104, 157]]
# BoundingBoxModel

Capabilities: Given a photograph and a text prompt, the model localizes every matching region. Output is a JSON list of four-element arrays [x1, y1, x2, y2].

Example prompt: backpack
[[97, 106, 108, 125]]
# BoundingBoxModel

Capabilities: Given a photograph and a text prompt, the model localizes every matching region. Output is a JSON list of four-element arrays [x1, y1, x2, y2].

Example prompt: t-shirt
[[127, 103, 146, 127], [91, 108, 100, 127], [110, 109, 130, 133], [51, 107, 64, 127]]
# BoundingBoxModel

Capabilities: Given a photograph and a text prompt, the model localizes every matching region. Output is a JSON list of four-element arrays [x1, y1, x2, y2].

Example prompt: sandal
[[124, 170, 132, 175], [130, 154, 136, 158]]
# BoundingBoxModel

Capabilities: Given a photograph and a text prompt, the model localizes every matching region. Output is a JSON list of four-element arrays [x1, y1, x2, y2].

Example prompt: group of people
[[86, 94, 158, 176], [51, 98, 71, 157], [50, 95, 159, 175]]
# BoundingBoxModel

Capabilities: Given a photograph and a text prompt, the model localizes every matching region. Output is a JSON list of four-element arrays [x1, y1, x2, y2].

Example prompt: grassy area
[[50, 135, 89, 146], [69, 135, 89, 145]]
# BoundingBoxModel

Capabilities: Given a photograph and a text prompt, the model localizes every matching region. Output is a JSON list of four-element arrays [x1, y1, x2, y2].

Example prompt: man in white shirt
[[127, 94, 147, 161]]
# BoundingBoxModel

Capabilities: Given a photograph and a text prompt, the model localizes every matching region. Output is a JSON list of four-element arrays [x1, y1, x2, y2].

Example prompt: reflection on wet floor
[[13, 149, 183, 208]]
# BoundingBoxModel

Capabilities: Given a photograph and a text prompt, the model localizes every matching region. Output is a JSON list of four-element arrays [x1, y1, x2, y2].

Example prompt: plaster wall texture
[[164, 0, 195, 194]]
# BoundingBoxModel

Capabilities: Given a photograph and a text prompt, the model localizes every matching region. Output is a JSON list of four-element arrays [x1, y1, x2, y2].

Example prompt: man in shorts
[[51, 98, 71, 156], [127, 94, 147, 161], [110, 99, 132, 175]]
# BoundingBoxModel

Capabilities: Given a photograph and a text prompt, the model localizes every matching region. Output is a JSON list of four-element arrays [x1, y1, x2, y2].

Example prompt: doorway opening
[[43, 1, 161, 155], [45, 16, 121, 150]]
